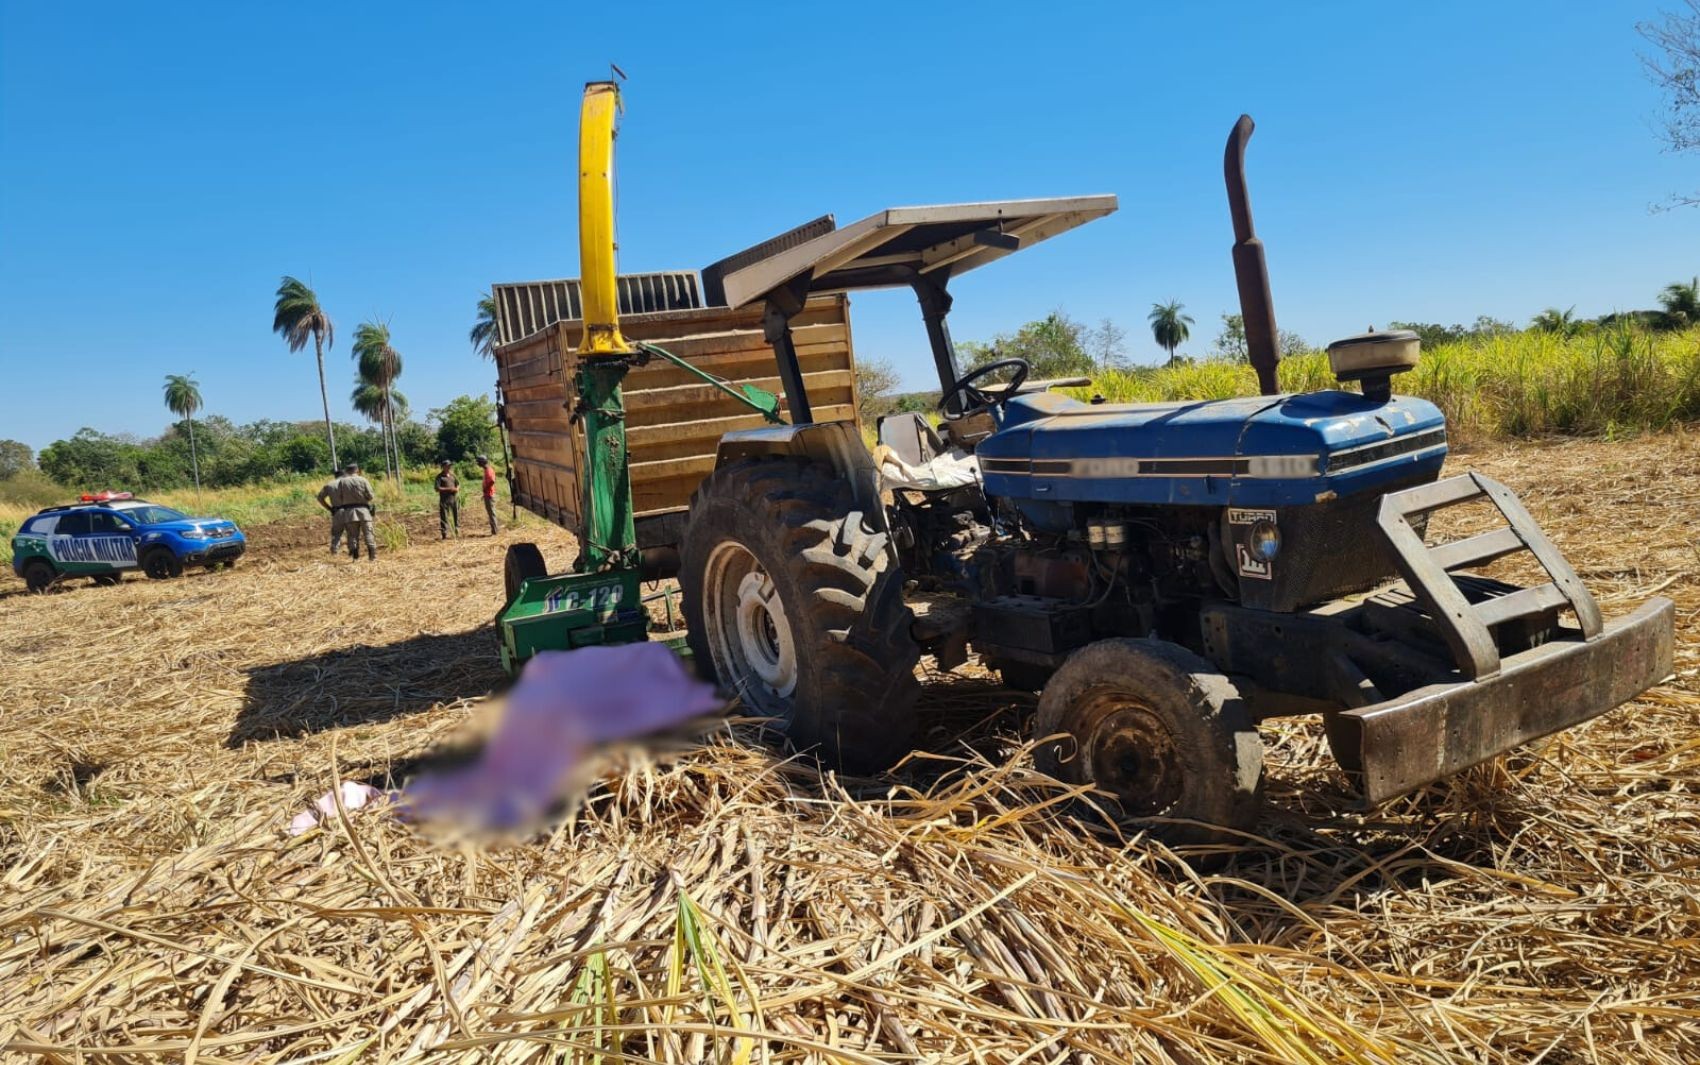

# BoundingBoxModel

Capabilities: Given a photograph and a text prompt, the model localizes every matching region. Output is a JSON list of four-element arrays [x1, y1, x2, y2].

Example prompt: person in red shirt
[[477, 454, 501, 535]]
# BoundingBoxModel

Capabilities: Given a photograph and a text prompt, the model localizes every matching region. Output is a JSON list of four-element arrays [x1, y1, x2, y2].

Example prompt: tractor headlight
[[1248, 519, 1281, 561]]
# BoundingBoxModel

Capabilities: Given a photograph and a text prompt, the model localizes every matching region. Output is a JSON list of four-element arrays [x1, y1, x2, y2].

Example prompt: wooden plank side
[[625, 294, 856, 516], [512, 464, 579, 530], [507, 431, 577, 469], [628, 403, 858, 465], [626, 369, 855, 415], [506, 394, 572, 418], [626, 403, 859, 448], [623, 339, 849, 393], [490, 296, 853, 361], [633, 470, 719, 515], [495, 294, 859, 528], [629, 383, 857, 428]]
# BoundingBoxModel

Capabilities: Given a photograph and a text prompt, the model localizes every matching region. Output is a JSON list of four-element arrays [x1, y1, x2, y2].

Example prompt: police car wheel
[[23, 560, 57, 593], [142, 549, 183, 580]]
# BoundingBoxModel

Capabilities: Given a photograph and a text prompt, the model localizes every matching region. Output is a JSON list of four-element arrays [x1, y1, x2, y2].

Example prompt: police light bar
[[78, 491, 134, 502]]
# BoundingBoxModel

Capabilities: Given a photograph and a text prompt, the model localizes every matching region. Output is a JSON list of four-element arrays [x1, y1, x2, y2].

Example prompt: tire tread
[[681, 457, 920, 772]]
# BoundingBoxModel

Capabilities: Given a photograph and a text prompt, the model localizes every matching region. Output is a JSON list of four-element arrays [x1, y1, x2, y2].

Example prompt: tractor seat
[[876, 411, 945, 467], [875, 412, 981, 492]]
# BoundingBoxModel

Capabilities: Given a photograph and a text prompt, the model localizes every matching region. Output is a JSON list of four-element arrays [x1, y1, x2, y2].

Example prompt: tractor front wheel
[[681, 457, 919, 774], [1035, 639, 1264, 846]]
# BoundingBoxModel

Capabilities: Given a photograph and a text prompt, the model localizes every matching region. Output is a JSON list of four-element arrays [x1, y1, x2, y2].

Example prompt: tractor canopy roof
[[703, 197, 1119, 310]]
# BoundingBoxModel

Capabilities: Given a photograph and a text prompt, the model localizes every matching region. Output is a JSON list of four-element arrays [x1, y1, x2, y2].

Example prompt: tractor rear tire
[[503, 542, 548, 605], [142, 550, 183, 580], [23, 560, 57, 593], [1035, 639, 1264, 846], [680, 457, 920, 774]]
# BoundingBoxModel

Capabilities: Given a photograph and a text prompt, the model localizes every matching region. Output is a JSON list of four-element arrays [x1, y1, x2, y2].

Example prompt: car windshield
[[120, 505, 188, 524]]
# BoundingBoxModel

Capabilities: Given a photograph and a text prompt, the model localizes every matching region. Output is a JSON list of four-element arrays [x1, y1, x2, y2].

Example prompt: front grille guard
[[1376, 472, 1604, 680]]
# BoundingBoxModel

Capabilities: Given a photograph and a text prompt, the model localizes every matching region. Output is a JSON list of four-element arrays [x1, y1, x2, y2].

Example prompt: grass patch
[[1088, 324, 1700, 438], [374, 517, 410, 553], [147, 474, 445, 527]]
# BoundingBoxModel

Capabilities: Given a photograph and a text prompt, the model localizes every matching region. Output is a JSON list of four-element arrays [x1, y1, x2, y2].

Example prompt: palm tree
[[470, 292, 499, 358], [351, 380, 409, 476], [353, 320, 403, 482], [162, 373, 203, 503], [273, 277, 338, 470], [1531, 306, 1580, 337], [1658, 277, 1700, 330], [1148, 301, 1194, 365]]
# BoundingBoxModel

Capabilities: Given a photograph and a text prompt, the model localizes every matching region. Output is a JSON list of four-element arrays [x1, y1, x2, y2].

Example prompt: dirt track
[[1, 434, 1697, 1061]]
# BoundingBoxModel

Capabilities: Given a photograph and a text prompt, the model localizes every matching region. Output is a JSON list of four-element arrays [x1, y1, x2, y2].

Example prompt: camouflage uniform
[[317, 471, 377, 560], [436, 467, 460, 538]]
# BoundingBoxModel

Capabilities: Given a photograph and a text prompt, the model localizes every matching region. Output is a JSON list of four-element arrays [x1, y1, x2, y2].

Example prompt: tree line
[[854, 278, 1700, 414], [0, 395, 502, 494]]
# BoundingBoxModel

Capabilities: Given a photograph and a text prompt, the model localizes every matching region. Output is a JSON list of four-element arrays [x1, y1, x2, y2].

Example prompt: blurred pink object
[[287, 780, 386, 836], [398, 643, 722, 829]]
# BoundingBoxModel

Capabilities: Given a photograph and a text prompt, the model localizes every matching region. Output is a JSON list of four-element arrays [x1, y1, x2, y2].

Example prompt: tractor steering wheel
[[938, 358, 1031, 420]]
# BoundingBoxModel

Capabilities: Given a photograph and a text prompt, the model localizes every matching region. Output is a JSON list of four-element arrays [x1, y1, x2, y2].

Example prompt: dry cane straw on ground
[[1, 434, 1697, 1063]]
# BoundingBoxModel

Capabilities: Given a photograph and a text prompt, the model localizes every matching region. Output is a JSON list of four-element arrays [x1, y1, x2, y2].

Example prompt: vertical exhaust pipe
[[1224, 115, 1281, 396]]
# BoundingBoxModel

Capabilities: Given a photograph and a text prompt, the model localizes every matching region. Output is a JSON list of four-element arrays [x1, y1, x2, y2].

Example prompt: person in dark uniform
[[435, 459, 460, 539]]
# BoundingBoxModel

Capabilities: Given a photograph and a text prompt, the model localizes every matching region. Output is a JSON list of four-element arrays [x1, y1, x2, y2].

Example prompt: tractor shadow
[[230, 628, 507, 747]]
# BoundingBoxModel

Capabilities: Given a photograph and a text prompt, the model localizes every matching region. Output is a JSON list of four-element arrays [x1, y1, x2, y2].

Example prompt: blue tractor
[[671, 115, 1674, 842]]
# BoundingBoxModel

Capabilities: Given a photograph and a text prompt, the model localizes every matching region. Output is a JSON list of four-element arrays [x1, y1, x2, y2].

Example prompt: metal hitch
[[499, 570, 648, 674]]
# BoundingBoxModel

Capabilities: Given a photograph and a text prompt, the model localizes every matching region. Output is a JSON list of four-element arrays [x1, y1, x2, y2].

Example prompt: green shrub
[[0, 468, 71, 508], [375, 517, 410, 553]]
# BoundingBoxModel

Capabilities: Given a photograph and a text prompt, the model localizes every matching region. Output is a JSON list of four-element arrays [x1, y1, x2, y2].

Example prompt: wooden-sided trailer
[[490, 273, 861, 563]]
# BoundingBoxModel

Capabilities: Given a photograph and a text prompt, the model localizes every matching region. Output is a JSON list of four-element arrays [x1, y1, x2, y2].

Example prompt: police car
[[10, 492, 247, 592]]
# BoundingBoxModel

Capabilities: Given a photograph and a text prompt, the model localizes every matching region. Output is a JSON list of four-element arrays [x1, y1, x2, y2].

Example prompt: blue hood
[[977, 389, 1447, 508], [144, 518, 240, 534]]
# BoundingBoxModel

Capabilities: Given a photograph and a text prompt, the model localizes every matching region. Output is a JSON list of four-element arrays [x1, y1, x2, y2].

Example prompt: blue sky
[[1, 0, 1695, 451]]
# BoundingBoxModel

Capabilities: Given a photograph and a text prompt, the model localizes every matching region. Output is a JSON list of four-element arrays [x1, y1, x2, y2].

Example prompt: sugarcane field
[[4, 4, 1700, 1062]]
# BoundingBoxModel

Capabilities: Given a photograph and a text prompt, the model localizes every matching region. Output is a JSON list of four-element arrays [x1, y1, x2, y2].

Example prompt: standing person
[[316, 466, 347, 556], [477, 454, 500, 535], [316, 462, 377, 561], [435, 459, 460, 539], [342, 463, 378, 561]]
